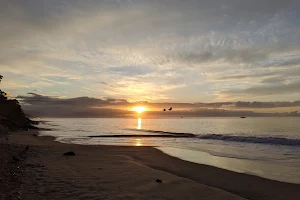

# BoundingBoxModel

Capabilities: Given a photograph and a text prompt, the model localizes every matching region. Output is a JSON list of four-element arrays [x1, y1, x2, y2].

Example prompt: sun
[[133, 106, 146, 113]]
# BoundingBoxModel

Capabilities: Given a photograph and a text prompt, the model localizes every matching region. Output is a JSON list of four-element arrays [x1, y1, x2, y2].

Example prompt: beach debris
[[26, 163, 44, 168], [13, 156, 20, 162], [18, 145, 29, 157], [155, 179, 163, 183], [63, 151, 76, 156], [168, 107, 172, 111]]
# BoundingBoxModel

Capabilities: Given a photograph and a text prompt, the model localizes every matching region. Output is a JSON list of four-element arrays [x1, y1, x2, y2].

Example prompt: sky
[[1, 0, 300, 117]]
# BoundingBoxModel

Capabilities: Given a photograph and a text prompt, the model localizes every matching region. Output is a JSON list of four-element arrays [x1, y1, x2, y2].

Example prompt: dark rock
[[13, 156, 20, 162], [18, 146, 29, 157], [63, 151, 75, 156], [155, 179, 162, 183], [0, 124, 8, 134], [28, 119, 39, 125]]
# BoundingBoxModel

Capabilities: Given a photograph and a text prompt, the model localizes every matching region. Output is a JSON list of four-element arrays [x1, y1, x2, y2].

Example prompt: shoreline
[[1, 130, 300, 200]]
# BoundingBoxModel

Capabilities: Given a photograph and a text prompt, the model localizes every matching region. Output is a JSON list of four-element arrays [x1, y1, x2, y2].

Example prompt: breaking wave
[[197, 134, 300, 146], [125, 128, 195, 137], [127, 129, 300, 146]]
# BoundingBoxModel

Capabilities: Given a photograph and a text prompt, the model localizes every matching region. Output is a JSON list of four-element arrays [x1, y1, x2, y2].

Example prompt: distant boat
[[240, 116, 246, 118]]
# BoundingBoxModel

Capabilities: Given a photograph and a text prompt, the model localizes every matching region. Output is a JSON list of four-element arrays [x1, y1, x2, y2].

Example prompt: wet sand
[[1, 131, 299, 200]]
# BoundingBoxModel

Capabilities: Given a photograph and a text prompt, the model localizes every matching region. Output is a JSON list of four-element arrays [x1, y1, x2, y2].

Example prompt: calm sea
[[39, 117, 300, 184]]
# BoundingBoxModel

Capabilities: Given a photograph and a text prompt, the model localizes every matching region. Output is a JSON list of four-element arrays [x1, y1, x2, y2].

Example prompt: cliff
[[0, 75, 38, 133]]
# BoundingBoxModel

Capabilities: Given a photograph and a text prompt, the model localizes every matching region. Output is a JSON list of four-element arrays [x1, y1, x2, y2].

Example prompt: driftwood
[[63, 151, 75, 156]]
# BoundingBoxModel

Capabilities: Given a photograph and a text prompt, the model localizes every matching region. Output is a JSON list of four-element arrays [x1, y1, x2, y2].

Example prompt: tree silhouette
[[0, 75, 7, 101], [0, 74, 38, 130]]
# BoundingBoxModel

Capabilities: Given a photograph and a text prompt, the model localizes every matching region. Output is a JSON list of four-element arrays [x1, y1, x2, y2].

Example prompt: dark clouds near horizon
[[17, 93, 300, 117]]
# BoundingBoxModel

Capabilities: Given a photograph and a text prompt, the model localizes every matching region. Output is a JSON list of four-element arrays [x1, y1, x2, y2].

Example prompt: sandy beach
[[1, 131, 300, 200]]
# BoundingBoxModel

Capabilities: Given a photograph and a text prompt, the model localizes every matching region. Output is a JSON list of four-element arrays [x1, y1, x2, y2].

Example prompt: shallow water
[[39, 117, 300, 184]]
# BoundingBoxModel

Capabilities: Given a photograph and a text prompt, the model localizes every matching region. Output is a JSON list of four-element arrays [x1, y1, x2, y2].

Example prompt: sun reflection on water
[[134, 139, 142, 146], [137, 118, 142, 129], [134, 118, 143, 146]]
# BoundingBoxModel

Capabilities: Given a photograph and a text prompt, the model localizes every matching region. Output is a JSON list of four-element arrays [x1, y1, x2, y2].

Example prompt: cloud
[[108, 65, 155, 76], [268, 57, 300, 68], [1, 0, 300, 103], [220, 81, 300, 100], [172, 46, 270, 66], [17, 93, 129, 107], [233, 101, 300, 108], [29, 81, 53, 88], [16, 93, 300, 117], [217, 72, 277, 81]]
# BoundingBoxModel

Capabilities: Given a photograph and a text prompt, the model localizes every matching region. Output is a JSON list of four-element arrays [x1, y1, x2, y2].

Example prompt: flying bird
[[168, 107, 172, 111]]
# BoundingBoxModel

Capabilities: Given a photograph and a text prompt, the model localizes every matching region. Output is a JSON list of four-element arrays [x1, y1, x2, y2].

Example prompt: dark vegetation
[[0, 75, 38, 133]]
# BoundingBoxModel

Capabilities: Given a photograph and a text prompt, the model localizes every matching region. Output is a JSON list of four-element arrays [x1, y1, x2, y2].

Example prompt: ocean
[[39, 117, 300, 184]]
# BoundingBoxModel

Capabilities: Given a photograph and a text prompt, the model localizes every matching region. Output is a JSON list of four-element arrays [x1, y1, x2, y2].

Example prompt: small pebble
[[155, 179, 162, 183]]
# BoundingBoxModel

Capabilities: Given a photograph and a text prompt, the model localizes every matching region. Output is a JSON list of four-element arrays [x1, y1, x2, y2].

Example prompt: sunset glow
[[133, 106, 146, 114], [1, 1, 300, 199], [2, 0, 300, 117]]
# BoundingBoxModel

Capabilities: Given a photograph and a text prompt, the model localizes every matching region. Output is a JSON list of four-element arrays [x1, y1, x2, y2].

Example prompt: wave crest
[[198, 134, 300, 146], [126, 128, 195, 137], [128, 128, 300, 146]]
